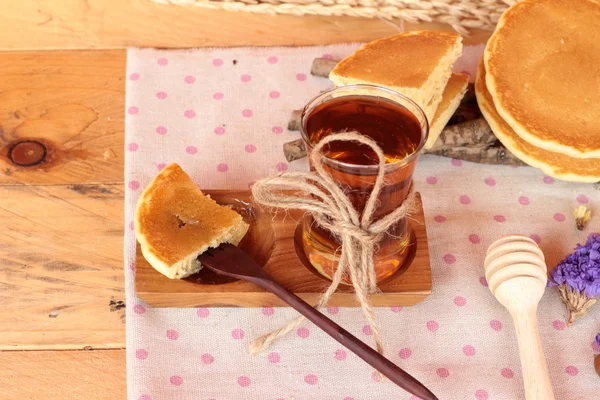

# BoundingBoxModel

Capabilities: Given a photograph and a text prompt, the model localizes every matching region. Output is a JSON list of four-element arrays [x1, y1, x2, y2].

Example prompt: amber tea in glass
[[300, 85, 428, 285]]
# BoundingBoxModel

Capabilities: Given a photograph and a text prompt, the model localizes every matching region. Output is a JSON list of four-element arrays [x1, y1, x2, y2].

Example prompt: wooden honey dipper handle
[[508, 304, 555, 400], [485, 236, 555, 400]]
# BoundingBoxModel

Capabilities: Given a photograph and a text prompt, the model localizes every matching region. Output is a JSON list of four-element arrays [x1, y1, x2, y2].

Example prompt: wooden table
[[0, 1, 490, 398]]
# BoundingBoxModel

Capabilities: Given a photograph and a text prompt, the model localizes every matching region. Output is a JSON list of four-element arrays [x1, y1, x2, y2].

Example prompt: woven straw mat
[[152, 0, 516, 34]]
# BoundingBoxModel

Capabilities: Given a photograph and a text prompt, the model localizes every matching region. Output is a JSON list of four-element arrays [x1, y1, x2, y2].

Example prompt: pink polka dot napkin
[[125, 45, 598, 400]]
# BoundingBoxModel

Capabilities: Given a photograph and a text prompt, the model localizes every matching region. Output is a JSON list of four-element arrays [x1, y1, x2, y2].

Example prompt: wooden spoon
[[484, 235, 555, 400], [198, 243, 439, 400]]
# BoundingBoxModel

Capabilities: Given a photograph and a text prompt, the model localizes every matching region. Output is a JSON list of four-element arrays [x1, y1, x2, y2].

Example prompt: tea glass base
[[297, 217, 412, 286]]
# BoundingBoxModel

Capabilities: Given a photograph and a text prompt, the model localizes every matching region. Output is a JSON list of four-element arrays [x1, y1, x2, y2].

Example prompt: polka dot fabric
[[125, 46, 597, 400]]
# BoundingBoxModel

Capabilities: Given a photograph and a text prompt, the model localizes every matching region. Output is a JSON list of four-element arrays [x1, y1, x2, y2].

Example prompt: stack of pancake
[[477, 0, 600, 182], [329, 31, 469, 149]]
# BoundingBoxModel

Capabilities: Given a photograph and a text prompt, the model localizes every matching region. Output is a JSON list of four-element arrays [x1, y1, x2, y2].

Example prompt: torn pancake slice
[[135, 163, 249, 279], [329, 31, 463, 122], [425, 73, 469, 149], [476, 61, 600, 183]]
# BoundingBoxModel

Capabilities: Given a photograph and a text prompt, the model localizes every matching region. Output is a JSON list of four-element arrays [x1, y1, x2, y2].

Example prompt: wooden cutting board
[[135, 190, 432, 307]]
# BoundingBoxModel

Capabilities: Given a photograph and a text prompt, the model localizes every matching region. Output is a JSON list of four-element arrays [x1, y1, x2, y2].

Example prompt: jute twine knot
[[250, 131, 416, 358]]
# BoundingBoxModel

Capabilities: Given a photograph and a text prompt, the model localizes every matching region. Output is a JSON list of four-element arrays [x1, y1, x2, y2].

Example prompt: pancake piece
[[485, 0, 600, 158], [135, 163, 249, 279], [425, 73, 469, 148], [476, 61, 600, 183], [329, 31, 463, 122]]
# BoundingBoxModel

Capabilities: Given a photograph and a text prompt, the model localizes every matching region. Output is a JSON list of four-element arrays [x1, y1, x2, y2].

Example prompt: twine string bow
[[250, 131, 415, 356]]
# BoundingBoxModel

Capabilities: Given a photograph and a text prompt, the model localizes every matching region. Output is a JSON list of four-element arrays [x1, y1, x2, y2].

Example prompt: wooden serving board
[[135, 191, 432, 307]]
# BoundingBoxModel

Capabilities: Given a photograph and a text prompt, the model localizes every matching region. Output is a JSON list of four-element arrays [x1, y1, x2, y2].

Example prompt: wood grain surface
[[0, 51, 125, 350], [136, 191, 432, 307], [0, 50, 124, 185], [0, 350, 126, 399], [0, 184, 125, 350], [0, 0, 490, 50], [0, 48, 126, 397]]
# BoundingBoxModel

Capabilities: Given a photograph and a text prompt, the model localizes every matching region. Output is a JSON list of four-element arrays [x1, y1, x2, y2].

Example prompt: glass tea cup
[[299, 85, 428, 285]]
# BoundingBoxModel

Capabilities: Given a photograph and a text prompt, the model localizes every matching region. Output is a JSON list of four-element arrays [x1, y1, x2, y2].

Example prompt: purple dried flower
[[596, 333, 600, 347], [550, 234, 600, 325], [550, 234, 600, 298]]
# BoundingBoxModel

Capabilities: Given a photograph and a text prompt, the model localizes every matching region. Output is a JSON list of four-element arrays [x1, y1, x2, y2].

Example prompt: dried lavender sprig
[[549, 233, 600, 325], [549, 233, 600, 297]]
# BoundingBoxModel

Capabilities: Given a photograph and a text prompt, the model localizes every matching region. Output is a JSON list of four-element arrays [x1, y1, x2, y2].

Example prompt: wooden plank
[[0, 50, 124, 185], [136, 191, 431, 307], [0, 0, 491, 50], [0, 183, 125, 350], [0, 350, 125, 399]]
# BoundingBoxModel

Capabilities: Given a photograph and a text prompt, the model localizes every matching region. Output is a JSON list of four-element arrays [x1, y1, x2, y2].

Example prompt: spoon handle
[[247, 274, 439, 400], [510, 308, 555, 400]]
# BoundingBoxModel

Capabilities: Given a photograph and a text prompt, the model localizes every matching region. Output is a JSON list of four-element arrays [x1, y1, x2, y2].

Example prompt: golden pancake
[[485, 0, 600, 158], [425, 73, 469, 149], [476, 61, 600, 182], [135, 163, 249, 279], [329, 31, 463, 122]]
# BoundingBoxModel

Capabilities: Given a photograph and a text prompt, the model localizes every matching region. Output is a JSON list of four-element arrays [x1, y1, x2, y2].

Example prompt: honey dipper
[[484, 235, 555, 400]]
